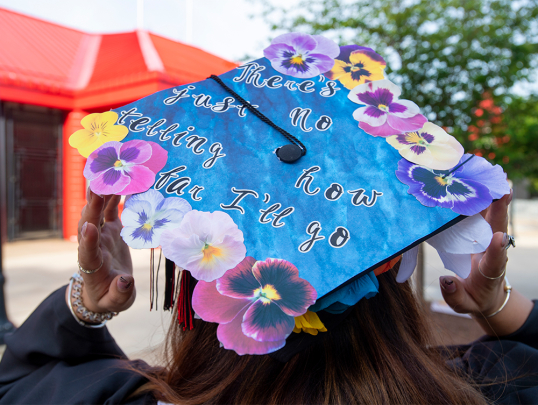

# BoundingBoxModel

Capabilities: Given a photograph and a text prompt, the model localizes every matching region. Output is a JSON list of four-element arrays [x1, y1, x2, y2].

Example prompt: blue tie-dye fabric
[[112, 57, 459, 300]]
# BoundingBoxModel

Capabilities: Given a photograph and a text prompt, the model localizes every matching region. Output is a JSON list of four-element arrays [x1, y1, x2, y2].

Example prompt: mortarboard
[[69, 32, 509, 356]]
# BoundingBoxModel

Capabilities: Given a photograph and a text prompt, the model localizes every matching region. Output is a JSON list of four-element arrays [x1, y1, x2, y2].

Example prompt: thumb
[[100, 274, 136, 312], [440, 276, 478, 315]]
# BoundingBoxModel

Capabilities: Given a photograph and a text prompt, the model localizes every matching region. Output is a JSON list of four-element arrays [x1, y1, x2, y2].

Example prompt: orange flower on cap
[[69, 111, 129, 158]]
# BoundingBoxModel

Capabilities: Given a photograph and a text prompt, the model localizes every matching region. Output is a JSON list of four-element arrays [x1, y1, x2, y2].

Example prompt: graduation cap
[[69, 32, 509, 356]]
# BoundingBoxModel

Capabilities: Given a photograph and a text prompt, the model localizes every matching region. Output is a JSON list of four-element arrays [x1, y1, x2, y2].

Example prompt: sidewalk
[[1, 199, 537, 360]]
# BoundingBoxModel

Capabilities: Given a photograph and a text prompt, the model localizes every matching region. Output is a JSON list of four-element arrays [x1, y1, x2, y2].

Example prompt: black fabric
[[0, 286, 154, 404], [1, 287, 537, 404]]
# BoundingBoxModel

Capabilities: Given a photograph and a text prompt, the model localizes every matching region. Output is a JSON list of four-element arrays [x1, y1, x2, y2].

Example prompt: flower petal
[[83, 142, 122, 180], [193, 279, 250, 324], [119, 140, 152, 164], [348, 79, 402, 105], [456, 154, 510, 199], [360, 121, 401, 137], [395, 245, 419, 283], [217, 256, 260, 299], [437, 252, 472, 279], [119, 165, 157, 195], [242, 299, 295, 342], [143, 142, 169, 175], [252, 258, 317, 317], [217, 307, 286, 355], [121, 199, 153, 228], [352, 106, 387, 127], [427, 214, 492, 254], [386, 113, 428, 133], [312, 35, 340, 58], [90, 169, 131, 195], [388, 100, 421, 118], [126, 189, 164, 213]]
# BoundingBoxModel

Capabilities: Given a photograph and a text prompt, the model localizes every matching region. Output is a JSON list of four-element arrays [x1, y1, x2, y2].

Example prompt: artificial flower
[[373, 255, 402, 276], [193, 257, 317, 355], [69, 111, 129, 158], [293, 311, 327, 335], [120, 189, 192, 249], [324, 45, 386, 89], [395, 153, 510, 216], [263, 32, 340, 79], [348, 79, 427, 137], [386, 122, 464, 170], [83, 140, 167, 195], [396, 214, 493, 282], [160, 210, 246, 282]]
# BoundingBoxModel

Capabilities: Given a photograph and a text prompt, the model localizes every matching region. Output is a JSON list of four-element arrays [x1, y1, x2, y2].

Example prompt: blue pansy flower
[[120, 189, 192, 249], [395, 154, 510, 216]]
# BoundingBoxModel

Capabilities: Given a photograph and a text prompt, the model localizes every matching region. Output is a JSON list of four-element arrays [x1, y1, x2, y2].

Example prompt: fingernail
[[440, 277, 456, 293], [81, 221, 88, 238], [118, 276, 133, 292], [502, 232, 509, 248]]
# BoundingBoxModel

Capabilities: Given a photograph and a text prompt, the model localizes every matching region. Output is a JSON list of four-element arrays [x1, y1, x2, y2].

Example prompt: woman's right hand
[[73, 188, 136, 319]]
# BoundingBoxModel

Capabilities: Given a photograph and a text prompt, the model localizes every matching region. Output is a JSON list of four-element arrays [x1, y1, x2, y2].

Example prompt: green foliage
[[258, 0, 538, 181]]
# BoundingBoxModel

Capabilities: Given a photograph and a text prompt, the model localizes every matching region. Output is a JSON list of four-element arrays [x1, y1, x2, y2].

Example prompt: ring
[[504, 234, 516, 250], [478, 259, 506, 280], [78, 257, 104, 274]]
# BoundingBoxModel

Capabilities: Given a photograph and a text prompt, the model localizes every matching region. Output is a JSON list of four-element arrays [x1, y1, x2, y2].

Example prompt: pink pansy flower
[[160, 210, 246, 282], [193, 257, 317, 355], [348, 79, 427, 137], [83, 140, 167, 195]]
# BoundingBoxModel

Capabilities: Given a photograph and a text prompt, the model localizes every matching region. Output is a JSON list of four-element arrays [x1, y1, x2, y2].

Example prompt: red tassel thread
[[177, 269, 195, 331]]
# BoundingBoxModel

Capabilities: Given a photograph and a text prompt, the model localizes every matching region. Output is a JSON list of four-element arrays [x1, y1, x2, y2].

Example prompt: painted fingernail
[[502, 232, 509, 248], [118, 276, 133, 292], [440, 277, 456, 293], [81, 221, 88, 238]]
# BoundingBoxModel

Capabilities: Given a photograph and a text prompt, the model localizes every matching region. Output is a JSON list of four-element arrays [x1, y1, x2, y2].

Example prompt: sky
[[0, 0, 291, 62]]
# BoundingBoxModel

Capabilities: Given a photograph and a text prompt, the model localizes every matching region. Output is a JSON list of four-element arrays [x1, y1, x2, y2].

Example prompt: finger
[[472, 232, 508, 283], [440, 276, 478, 314], [485, 191, 512, 234], [80, 188, 106, 231], [99, 274, 136, 312], [103, 195, 122, 223], [78, 221, 103, 272]]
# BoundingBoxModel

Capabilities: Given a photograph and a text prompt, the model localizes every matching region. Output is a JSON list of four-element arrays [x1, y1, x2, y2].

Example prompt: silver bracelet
[[67, 273, 118, 328], [485, 277, 512, 318]]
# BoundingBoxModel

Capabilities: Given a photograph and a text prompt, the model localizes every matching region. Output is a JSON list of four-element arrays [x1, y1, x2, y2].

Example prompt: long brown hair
[[138, 268, 489, 404]]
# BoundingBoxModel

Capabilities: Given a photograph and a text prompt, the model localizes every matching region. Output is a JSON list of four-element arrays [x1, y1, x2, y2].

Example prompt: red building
[[0, 7, 236, 241]]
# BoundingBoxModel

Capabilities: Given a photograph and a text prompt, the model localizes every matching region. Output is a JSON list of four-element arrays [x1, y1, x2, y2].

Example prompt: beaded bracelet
[[67, 272, 118, 328]]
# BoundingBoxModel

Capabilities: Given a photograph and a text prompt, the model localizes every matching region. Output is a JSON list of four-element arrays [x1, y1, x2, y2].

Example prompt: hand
[[72, 188, 135, 319], [439, 191, 533, 335]]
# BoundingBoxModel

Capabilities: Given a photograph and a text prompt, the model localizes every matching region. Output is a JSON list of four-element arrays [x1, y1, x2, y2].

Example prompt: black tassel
[[163, 258, 175, 311], [149, 248, 155, 310]]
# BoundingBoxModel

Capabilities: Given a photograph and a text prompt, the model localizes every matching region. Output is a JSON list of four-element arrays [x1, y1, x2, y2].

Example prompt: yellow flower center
[[378, 104, 389, 112], [142, 223, 153, 231], [202, 244, 221, 263], [255, 284, 281, 304], [114, 160, 123, 168], [435, 176, 449, 186], [405, 131, 427, 145], [291, 55, 304, 65]]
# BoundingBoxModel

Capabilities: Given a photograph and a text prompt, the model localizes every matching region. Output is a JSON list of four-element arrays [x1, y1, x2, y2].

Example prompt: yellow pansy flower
[[293, 310, 327, 335], [69, 111, 129, 158]]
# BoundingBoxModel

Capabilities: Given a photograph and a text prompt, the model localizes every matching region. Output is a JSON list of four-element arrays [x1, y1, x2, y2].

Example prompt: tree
[[258, 0, 538, 179]]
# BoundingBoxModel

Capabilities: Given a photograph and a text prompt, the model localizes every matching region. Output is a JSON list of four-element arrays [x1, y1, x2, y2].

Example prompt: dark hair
[[137, 268, 489, 404]]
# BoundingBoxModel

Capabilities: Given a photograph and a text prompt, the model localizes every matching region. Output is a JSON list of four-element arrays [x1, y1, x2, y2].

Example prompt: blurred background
[[0, 0, 536, 360]]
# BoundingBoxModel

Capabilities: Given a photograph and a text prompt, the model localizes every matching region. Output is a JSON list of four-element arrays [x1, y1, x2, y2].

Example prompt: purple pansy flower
[[120, 189, 191, 249], [84, 140, 167, 195], [348, 79, 427, 137], [193, 257, 317, 355], [396, 154, 510, 216], [263, 32, 340, 79]]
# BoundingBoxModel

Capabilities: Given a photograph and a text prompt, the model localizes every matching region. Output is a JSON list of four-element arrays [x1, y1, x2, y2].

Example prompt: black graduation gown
[[0, 286, 537, 404]]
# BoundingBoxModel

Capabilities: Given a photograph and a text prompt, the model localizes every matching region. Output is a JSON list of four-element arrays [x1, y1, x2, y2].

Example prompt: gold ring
[[100, 220, 105, 228], [78, 257, 104, 274], [478, 259, 506, 280]]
